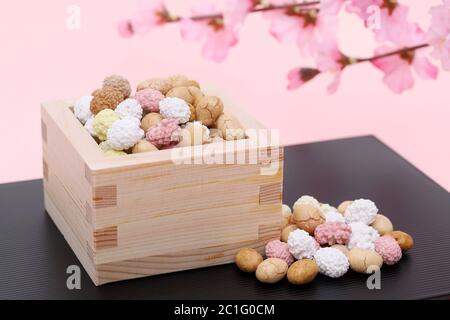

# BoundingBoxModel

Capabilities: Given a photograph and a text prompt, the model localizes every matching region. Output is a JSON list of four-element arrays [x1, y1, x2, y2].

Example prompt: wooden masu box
[[41, 99, 283, 285]]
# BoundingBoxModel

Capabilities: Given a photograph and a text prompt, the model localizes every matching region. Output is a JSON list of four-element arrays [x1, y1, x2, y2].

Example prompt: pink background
[[1, 0, 449, 191]]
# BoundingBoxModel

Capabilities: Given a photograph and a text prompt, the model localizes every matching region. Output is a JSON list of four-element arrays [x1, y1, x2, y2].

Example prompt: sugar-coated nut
[[255, 258, 288, 284], [314, 247, 349, 278], [132, 140, 158, 153], [146, 118, 181, 147], [282, 204, 292, 216], [93, 109, 120, 141], [293, 195, 320, 209], [348, 222, 380, 250], [331, 244, 349, 255], [104, 149, 127, 157], [99, 141, 112, 152], [141, 113, 163, 132], [195, 96, 224, 127], [385, 231, 414, 251], [115, 98, 143, 120], [159, 97, 191, 124], [135, 88, 165, 113], [235, 248, 263, 273], [137, 78, 172, 95], [320, 203, 338, 215], [209, 128, 223, 139], [287, 229, 319, 260], [74, 96, 93, 124], [325, 210, 345, 223], [347, 248, 383, 273], [371, 214, 394, 236], [337, 200, 353, 214], [287, 259, 318, 285], [281, 225, 298, 242], [282, 204, 292, 229], [375, 235, 402, 265], [314, 221, 351, 246], [293, 203, 325, 235], [167, 74, 200, 90], [187, 103, 196, 121], [177, 121, 211, 147], [84, 116, 96, 137], [103, 75, 131, 99], [107, 117, 144, 150], [90, 87, 124, 115], [344, 199, 378, 225], [265, 240, 294, 265], [166, 86, 204, 106], [216, 113, 245, 140]]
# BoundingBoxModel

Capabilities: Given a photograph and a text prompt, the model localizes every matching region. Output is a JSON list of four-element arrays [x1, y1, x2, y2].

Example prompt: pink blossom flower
[[130, 0, 169, 34], [264, 1, 337, 57], [287, 40, 349, 93], [346, 0, 382, 20], [316, 40, 349, 94], [223, 0, 256, 28], [428, 1, 450, 70], [374, 3, 412, 43], [118, 19, 134, 38], [321, 0, 346, 15], [371, 25, 438, 93], [179, 4, 239, 62], [345, 0, 410, 43], [287, 67, 320, 90]]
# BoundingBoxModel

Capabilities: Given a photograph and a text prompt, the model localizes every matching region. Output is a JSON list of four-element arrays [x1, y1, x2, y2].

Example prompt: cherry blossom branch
[[354, 44, 430, 64], [165, 1, 321, 23]]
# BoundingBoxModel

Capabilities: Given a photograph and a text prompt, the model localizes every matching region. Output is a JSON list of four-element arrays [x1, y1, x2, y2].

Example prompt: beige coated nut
[[195, 96, 224, 127], [215, 113, 245, 141], [337, 200, 353, 214], [347, 248, 383, 274], [141, 113, 163, 132], [287, 259, 318, 285], [137, 78, 172, 95], [386, 231, 414, 251], [293, 204, 325, 235], [235, 248, 263, 273], [166, 86, 204, 106], [255, 258, 288, 284], [132, 140, 158, 153], [280, 225, 298, 242], [371, 214, 394, 235], [331, 244, 349, 256]]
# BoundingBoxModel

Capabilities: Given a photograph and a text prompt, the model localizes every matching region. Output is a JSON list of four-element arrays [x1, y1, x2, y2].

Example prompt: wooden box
[[41, 99, 283, 285]]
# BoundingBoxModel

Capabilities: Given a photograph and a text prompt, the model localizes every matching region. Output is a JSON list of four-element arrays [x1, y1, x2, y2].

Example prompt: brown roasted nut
[[141, 113, 163, 132], [386, 231, 414, 251], [293, 204, 325, 235], [166, 86, 204, 105], [282, 204, 293, 229], [215, 113, 245, 140], [281, 225, 298, 242], [331, 244, 349, 255], [235, 248, 263, 273], [287, 259, 318, 285], [137, 78, 172, 94], [195, 96, 224, 127], [371, 214, 394, 235], [103, 75, 131, 99], [255, 258, 288, 284], [167, 74, 200, 89], [337, 200, 353, 214], [132, 140, 159, 153], [90, 87, 124, 115], [347, 248, 383, 273]]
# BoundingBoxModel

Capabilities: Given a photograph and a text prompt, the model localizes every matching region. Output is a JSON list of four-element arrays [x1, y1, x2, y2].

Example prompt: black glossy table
[[1, 136, 450, 300]]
